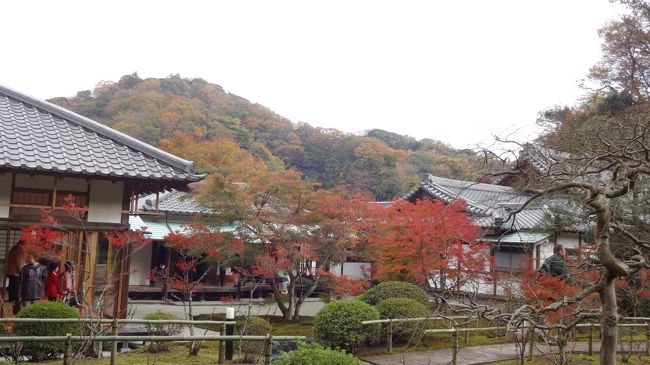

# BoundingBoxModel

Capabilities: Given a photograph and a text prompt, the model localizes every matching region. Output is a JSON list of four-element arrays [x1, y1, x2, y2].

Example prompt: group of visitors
[[6, 240, 77, 314]]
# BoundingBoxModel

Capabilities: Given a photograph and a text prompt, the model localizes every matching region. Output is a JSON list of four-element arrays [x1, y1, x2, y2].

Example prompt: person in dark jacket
[[6, 240, 26, 304], [540, 245, 572, 282], [18, 255, 47, 308]]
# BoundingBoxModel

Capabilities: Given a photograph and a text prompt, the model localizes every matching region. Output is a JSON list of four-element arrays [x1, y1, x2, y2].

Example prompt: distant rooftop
[[137, 189, 211, 215], [404, 174, 529, 215], [404, 174, 582, 232]]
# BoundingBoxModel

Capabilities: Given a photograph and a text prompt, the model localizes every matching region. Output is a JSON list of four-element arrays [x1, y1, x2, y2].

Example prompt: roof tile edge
[[0, 83, 196, 174]]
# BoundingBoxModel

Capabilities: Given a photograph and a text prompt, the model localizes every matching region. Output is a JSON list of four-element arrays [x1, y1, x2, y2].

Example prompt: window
[[10, 188, 88, 220], [12, 190, 51, 206], [492, 246, 529, 273]]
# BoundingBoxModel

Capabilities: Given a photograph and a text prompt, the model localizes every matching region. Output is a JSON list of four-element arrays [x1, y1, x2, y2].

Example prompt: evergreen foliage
[[360, 281, 429, 306], [13, 301, 81, 361], [274, 343, 360, 365], [376, 298, 429, 344], [314, 300, 380, 352]]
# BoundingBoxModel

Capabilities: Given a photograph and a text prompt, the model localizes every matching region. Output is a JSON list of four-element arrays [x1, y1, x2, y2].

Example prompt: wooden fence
[[0, 318, 306, 365], [362, 316, 650, 365]]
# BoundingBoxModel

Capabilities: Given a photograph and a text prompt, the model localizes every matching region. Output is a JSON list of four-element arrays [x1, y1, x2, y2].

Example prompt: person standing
[[58, 261, 76, 306], [539, 245, 572, 282], [45, 261, 61, 301], [6, 240, 26, 305], [18, 255, 47, 309]]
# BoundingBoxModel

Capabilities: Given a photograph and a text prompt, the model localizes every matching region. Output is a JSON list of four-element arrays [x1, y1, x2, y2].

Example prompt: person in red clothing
[[45, 261, 62, 301]]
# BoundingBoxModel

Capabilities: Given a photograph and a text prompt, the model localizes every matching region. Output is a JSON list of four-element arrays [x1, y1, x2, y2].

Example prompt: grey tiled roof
[[403, 174, 579, 231], [138, 189, 211, 215], [519, 145, 570, 175], [404, 175, 530, 215], [0, 84, 203, 182], [472, 207, 547, 230]]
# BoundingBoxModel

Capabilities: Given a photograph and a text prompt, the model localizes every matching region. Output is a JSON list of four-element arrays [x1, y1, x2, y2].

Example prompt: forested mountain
[[50, 73, 486, 200]]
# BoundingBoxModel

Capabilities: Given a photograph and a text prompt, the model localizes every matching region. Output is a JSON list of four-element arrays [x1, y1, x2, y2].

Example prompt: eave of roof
[[0, 83, 205, 182]]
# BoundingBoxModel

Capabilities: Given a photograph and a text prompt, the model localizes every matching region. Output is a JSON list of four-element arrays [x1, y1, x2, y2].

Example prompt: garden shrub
[[360, 281, 429, 306], [314, 299, 380, 352], [14, 301, 81, 362], [238, 316, 273, 363], [376, 297, 429, 344], [637, 299, 650, 317], [143, 310, 183, 352], [274, 343, 360, 365]]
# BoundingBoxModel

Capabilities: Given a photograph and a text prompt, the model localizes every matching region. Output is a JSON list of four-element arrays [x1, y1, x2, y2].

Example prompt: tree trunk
[[188, 288, 201, 356], [600, 278, 618, 365], [269, 281, 290, 319]]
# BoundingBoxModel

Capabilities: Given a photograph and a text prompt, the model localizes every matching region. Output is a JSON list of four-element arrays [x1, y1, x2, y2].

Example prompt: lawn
[[1, 343, 224, 365], [193, 313, 314, 337]]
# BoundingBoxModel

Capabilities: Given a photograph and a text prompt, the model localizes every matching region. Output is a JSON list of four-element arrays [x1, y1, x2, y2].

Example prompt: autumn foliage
[[365, 199, 486, 288]]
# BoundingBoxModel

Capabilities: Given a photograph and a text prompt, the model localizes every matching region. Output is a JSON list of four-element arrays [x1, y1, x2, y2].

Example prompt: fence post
[[452, 328, 459, 365], [646, 322, 650, 356], [589, 323, 594, 356], [218, 323, 226, 364], [464, 325, 469, 345], [264, 333, 273, 365], [226, 308, 235, 360], [111, 318, 119, 365], [387, 319, 393, 353], [527, 323, 534, 361], [63, 333, 72, 365]]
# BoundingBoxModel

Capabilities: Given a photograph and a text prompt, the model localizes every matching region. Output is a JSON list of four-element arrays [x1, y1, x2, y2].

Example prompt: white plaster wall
[[331, 262, 371, 279], [539, 241, 555, 261], [460, 278, 495, 296], [495, 279, 522, 297], [0, 174, 11, 218], [57, 177, 88, 192], [129, 243, 153, 285], [556, 233, 581, 249], [14, 174, 54, 189], [87, 180, 123, 223]]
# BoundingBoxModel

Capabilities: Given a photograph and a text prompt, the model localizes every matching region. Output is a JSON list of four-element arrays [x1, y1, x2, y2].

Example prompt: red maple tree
[[365, 199, 487, 289]]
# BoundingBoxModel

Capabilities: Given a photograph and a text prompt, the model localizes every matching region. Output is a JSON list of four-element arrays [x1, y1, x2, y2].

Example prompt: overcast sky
[[1, 0, 623, 149]]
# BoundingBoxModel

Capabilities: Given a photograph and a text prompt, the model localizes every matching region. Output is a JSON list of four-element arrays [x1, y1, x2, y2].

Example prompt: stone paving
[[128, 298, 326, 319], [362, 341, 648, 365]]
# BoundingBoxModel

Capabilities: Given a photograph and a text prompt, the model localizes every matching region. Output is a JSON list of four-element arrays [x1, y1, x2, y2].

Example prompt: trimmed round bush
[[314, 299, 380, 352], [14, 301, 81, 361], [143, 310, 183, 352], [360, 281, 429, 306], [274, 343, 360, 365], [238, 316, 273, 363], [376, 298, 429, 344]]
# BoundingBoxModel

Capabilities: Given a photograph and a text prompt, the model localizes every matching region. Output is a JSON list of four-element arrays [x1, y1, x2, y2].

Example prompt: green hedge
[[314, 300, 380, 352], [14, 301, 81, 361], [238, 316, 273, 362], [376, 297, 429, 344], [143, 310, 183, 352], [360, 281, 429, 306], [274, 343, 360, 365]]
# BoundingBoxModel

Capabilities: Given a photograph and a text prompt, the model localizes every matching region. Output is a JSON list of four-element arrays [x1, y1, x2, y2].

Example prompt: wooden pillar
[[113, 243, 131, 318], [84, 232, 99, 308]]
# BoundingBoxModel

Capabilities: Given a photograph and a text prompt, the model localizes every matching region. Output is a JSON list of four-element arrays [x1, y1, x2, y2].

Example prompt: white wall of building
[[87, 180, 123, 223], [539, 241, 555, 261], [14, 173, 54, 189], [129, 243, 153, 286], [556, 232, 581, 249], [331, 262, 371, 279], [0, 174, 11, 218], [57, 177, 88, 192]]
